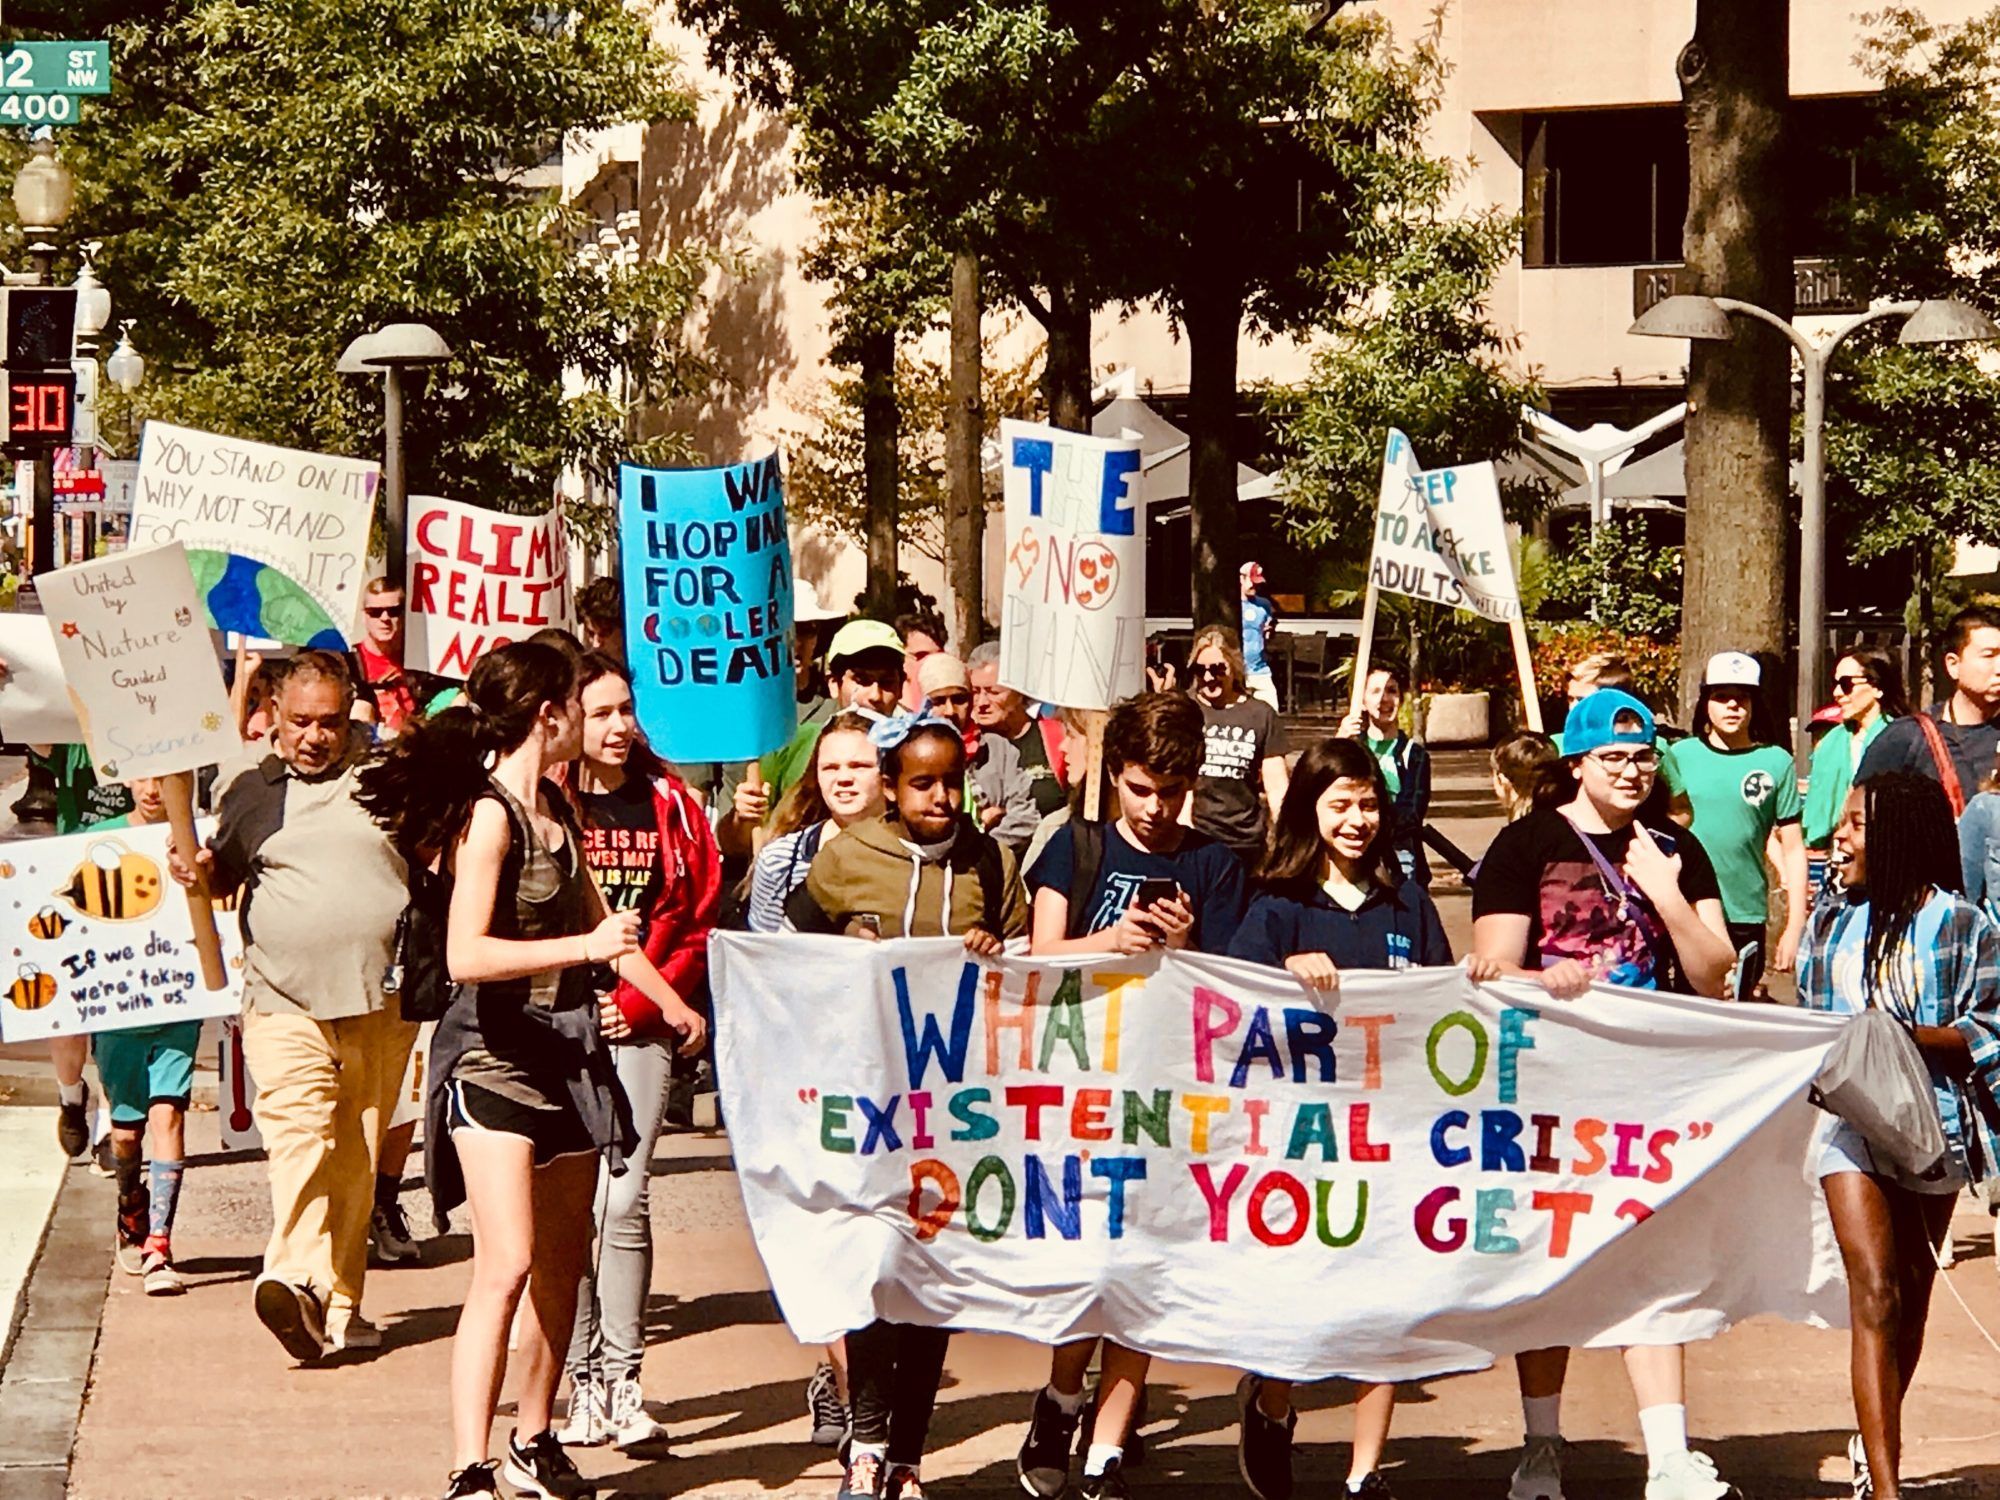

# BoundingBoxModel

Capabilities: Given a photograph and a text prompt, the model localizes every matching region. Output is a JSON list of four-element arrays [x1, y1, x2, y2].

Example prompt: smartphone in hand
[[1133, 877, 1181, 910]]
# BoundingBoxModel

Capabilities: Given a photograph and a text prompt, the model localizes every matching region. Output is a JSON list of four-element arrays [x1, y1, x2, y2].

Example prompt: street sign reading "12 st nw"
[[0, 42, 111, 95]]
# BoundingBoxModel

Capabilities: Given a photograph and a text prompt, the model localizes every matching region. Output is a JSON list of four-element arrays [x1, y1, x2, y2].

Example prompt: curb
[[0, 1159, 114, 1500]]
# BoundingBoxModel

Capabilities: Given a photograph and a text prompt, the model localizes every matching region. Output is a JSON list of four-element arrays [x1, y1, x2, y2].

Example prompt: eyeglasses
[[1588, 749, 1658, 776], [364, 605, 403, 619], [1833, 675, 1874, 694], [1193, 662, 1230, 679]]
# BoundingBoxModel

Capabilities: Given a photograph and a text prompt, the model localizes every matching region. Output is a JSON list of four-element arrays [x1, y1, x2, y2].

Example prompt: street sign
[[0, 42, 111, 94], [0, 93, 82, 126], [1633, 258, 1867, 318]]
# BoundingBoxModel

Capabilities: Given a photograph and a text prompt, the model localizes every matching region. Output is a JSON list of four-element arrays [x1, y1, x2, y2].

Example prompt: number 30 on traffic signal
[[1, 371, 73, 448]]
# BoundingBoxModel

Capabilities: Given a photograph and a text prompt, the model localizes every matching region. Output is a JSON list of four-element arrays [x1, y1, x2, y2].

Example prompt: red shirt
[[356, 643, 417, 733]]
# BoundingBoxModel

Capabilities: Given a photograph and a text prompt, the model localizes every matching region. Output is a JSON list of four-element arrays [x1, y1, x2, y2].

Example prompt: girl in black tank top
[[358, 641, 707, 1500]]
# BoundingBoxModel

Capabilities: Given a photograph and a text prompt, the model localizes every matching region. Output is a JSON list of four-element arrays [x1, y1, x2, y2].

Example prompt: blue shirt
[[1241, 594, 1276, 676], [1229, 879, 1452, 972], [1026, 820, 1247, 955]]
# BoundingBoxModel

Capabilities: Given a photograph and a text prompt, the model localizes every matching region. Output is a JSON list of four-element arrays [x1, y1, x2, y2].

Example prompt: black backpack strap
[[971, 833, 1007, 937], [1066, 818, 1105, 941]]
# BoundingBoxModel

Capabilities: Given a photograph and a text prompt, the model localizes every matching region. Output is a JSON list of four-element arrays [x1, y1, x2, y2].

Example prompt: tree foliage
[[30, 0, 709, 531], [1539, 520, 1685, 639]]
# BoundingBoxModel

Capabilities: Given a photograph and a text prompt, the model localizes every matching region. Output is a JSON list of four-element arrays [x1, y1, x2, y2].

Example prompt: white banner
[[998, 419, 1145, 711], [37, 542, 239, 781], [406, 495, 573, 678], [129, 421, 380, 648], [0, 820, 245, 1042], [712, 936, 1847, 1383], [1369, 429, 1522, 623]]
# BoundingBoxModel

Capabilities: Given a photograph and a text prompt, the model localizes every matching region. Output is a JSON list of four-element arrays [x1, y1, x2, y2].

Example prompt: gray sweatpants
[[566, 1039, 671, 1384]]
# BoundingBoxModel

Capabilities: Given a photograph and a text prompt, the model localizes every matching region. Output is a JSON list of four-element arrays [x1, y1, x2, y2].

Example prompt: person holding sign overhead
[[1339, 666, 1432, 886], [1469, 690, 1738, 1500]]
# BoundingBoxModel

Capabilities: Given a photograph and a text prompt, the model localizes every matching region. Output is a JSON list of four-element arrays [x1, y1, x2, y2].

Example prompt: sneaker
[[1509, 1435, 1566, 1500], [1079, 1458, 1129, 1500], [253, 1273, 327, 1363], [443, 1460, 500, 1499], [1018, 1386, 1082, 1497], [141, 1248, 186, 1296], [1643, 1449, 1736, 1500], [114, 1186, 149, 1276], [840, 1452, 886, 1500], [556, 1378, 608, 1447], [370, 1201, 422, 1264], [328, 1314, 383, 1351], [604, 1374, 668, 1450], [1349, 1474, 1396, 1499], [57, 1090, 90, 1160], [501, 1430, 596, 1500], [886, 1465, 926, 1500], [91, 1136, 115, 1178], [1847, 1433, 1872, 1500], [1939, 1229, 1958, 1269], [1235, 1374, 1295, 1500], [807, 1360, 850, 1448]]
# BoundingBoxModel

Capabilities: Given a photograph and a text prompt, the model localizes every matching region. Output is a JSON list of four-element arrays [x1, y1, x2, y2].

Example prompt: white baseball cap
[[792, 575, 845, 624], [1703, 651, 1762, 689]]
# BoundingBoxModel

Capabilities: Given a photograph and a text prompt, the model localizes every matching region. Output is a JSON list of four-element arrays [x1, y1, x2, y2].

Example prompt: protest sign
[[0, 613, 83, 743], [129, 421, 380, 648], [619, 454, 796, 763], [0, 820, 245, 1043], [713, 937, 1846, 1382], [998, 419, 1145, 711], [406, 495, 572, 678], [37, 542, 238, 783]]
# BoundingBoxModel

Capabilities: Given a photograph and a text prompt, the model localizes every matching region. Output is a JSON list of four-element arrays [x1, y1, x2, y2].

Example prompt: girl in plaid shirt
[[1800, 772, 2000, 1500]]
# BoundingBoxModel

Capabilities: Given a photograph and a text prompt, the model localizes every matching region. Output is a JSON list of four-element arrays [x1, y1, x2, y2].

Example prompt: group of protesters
[[20, 559, 2000, 1500]]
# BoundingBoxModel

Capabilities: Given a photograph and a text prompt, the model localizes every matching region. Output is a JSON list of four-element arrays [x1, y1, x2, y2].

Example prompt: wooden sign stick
[[744, 761, 770, 854], [162, 770, 227, 991], [1348, 581, 1381, 720], [1508, 617, 1545, 733], [1080, 710, 1107, 823]]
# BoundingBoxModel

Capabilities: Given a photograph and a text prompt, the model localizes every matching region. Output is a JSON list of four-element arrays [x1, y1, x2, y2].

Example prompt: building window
[[1522, 98, 1875, 268]]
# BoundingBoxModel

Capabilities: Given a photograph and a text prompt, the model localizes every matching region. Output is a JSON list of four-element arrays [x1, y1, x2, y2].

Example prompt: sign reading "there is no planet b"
[[618, 454, 798, 764]]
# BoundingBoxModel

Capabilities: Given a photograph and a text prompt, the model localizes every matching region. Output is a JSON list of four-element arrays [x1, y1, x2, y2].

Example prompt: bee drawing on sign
[[26, 906, 68, 940], [8, 963, 58, 1010], [59, 840, 164, 922]]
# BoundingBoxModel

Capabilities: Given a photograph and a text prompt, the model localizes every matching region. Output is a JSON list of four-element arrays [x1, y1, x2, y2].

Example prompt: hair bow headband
[[867, 704, 955, 752]]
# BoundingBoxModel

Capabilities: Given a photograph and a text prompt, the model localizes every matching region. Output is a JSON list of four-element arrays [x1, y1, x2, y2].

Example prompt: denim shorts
[[1818, 1117, 1966, 1196]]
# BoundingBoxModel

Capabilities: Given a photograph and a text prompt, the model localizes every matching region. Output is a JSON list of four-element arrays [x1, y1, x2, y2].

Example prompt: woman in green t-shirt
[[1803, 648, 1907, 857], [1661, 651, 1808, 996]]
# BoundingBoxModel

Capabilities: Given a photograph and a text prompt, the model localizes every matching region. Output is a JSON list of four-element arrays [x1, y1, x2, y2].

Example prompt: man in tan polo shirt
[[174, 652, 415, 1361]]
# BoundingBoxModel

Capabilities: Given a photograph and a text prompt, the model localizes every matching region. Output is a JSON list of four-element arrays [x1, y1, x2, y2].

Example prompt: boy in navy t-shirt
[[1016, 692, 1247, 1499]]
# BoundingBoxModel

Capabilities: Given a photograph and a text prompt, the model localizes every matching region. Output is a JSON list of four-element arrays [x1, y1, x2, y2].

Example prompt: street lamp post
[[1631, 293, 2000, 775], [11, 136, 76, 582], [338, 322, 452, 585]]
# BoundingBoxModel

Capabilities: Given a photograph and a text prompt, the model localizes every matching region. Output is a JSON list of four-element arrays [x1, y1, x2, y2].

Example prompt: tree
[[1273, 19, 1541, 562], [36, 0, 710, 543], [1823, 5, 2000, 678], [1675, 0, 1792, 719]]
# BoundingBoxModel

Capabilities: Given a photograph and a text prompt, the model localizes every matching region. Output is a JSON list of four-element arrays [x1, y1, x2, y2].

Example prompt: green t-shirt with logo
[[1660, 738, 1801, 924]]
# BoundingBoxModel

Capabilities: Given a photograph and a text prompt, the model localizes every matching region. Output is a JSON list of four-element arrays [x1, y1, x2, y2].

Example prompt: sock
[[1084, 1444, 1123, 1478], [1523, 1393, 1562, 1439], [148, 1159, 185, 1242], [850, 1440, 888, 1465], [112, 1147, 142, 1204], [1637, 1403, 1688, 1468], [1046, 1383, 1086, 1417], [58, 1080, 85, 1106], [375, 1171, 401, 1209]]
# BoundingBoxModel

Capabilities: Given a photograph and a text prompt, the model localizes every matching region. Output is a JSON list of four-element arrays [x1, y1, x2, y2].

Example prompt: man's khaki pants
[[241, 1006, 419, 1333]]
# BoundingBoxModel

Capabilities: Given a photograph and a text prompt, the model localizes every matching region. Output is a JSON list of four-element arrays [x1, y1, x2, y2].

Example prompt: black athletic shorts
[[444, 1078, 595, 1167]]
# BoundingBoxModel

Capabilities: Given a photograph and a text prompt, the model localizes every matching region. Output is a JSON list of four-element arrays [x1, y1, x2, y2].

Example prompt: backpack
[[1065, 818, 1106, 941], [387, 862, 454, 1023]]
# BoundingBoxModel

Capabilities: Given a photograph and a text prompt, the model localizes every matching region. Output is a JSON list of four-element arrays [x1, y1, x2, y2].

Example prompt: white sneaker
[[1644, 1448, 1735, 1500], [328, 1314, 383, 1351], [556, 1377, 608, 1447], [1509, 1435, 1565, 1500], [605, 1374, 668, 1450], [1847, 1433, 1873, 1499], [1939, 1229, 1958, 1269], [141, 1250, 186, 1297]]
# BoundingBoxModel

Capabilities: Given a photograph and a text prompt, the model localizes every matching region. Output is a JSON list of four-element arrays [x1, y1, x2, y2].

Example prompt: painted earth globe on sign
[[188, 550, 348, 650]]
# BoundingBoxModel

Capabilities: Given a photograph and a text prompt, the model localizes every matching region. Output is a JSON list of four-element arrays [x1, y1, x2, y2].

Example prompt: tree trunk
[[859, 325, 900, 617], [1185, 276, 1243, 638], [1677, 0, 1792, 724], [1042, 278, 1092, 433], [946, 251, 985, 651]]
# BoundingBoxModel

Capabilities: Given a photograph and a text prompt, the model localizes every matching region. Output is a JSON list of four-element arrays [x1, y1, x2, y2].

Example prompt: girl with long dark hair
[[1806, 650, 1908, 863], [358, 641, 706, 1500], [1800, 772, 2000, 1500], [1225, 737, 1457, 1500]]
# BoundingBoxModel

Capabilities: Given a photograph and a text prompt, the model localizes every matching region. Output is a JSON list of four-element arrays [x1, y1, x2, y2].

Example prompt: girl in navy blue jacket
[[1226, 735, 1457, 1500]]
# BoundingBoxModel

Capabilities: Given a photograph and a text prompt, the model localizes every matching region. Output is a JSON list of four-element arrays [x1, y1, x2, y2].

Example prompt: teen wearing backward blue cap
[[1468, 682, 1739, 1500]]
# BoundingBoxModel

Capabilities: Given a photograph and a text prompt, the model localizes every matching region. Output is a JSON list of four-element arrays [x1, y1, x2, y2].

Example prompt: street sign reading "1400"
[[0, 42, 111, 95]]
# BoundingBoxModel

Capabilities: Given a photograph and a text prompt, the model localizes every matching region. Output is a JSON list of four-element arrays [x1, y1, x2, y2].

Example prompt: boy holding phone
[[1017, 692, 1248, 1499], [1024, 692, 1247, 961]]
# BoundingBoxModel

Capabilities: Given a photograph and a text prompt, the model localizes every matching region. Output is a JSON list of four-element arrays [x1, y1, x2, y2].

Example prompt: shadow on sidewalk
[[644, 1288, 782, 1343]]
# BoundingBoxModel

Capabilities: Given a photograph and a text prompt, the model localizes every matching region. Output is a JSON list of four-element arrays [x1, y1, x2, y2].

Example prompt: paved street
[[9, 751, 2000, 1497]]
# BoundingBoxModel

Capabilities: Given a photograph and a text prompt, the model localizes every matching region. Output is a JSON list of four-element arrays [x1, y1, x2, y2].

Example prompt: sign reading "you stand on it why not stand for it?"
[[38, 542, 238, 782], [618, 454, 797, 764]]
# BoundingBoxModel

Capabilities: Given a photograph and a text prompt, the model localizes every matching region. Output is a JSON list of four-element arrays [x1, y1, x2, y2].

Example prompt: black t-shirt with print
[[1192, 696, 1285, 858], [578, 778, 662, 917]]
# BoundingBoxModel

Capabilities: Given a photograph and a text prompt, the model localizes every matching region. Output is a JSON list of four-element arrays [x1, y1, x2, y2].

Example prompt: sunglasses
[[1193, 662, 1230, 679], [1833, 675, 1874, 694], [364, 605, 403, 619]]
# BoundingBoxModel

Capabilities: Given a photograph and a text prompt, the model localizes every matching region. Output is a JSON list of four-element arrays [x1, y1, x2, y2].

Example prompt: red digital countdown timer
[[1, 370, 73, 449]]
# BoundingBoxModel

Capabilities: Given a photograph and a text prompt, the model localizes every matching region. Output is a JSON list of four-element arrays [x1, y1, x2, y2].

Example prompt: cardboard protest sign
[[713, 937, 1847, 1382], [37, 543, 237, 782], [0, 820, 245, 1042], [998, 419, 1145, 711], [406, 495, 572, 678], [618, 454, 796, 763], [1368, 428, 1521, 623], [129, 421, 380, 648], [0, 613, 83, 744]]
